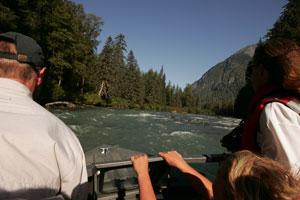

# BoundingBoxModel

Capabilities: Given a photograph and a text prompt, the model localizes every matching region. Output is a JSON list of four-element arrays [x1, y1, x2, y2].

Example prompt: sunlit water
[[50, 107, 241, 180]]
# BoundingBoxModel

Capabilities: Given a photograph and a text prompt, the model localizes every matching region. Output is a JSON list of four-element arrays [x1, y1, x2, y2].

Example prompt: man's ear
[[36, 67, 46, 86]]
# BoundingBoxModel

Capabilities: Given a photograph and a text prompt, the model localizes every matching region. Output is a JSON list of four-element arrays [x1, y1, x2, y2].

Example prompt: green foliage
[[0, 0, 104, 99], [144, 69, 159, 105], [141, 104, 152, 110], [192, 44, 257, 116], [124, 50, 144, 104], [0, 2, 18, 31], [233, 0, 300, 118], [110, 98, 130, 109], [110, 34, 127, 98], [266, 0, 300, 44], [182, 84, 196, 107], [82, 92, 102, 105], [51, 84, 66, 101], [128, 102, 141, 109], [92, 36, 114, 99], [0, 0, 217, 115]]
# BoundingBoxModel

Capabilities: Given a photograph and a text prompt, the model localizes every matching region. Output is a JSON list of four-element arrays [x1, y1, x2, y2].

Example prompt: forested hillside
[[1, 0, 299, 116], [0, 0, 204, 114], [234, 0, 300, 118], [191, 45, 256, 115], [192, 0, 300, 117]]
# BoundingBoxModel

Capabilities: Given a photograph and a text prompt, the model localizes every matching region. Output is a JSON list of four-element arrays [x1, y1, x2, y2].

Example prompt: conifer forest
[[1, 0, 299, 115]]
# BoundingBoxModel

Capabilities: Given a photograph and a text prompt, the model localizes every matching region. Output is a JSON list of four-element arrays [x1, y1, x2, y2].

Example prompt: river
[[50, 107, 241, 180]]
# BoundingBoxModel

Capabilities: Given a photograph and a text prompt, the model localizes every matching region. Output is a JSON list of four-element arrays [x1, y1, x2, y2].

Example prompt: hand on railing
[[131, 154, 149, 176], [131, 154, 156, 200], [158, 151, 189, 171]]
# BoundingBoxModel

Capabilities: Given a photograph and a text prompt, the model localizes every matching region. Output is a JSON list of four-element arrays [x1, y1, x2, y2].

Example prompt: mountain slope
[[192, 44, 257, 112]]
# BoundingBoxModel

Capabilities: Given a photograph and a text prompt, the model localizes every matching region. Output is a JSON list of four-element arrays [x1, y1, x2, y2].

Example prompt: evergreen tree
[[234, 0, 300, 117], [125, 50, 144, 104], [195, 96, 200, 108], [44, 0, 76, 87], [144, 69, 161, 106], [110, 34, 127, 98], [95, 36, 114, 99], [169, 84, 177, 107], [0, 2, 18, 32], [136, 68, 145, 105], [158, 66, 167, 105], [166, 81, 173, 106], [0, 0, 43, 37], [71, 4, 103, 94], [174, 85, 183, 107], [182, 84, 196, 107], [0, 0, 204, 112], [266, 0, 300, 44]]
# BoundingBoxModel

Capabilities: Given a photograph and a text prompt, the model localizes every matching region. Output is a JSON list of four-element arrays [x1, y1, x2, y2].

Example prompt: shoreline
[[44, 101, 220, 116]]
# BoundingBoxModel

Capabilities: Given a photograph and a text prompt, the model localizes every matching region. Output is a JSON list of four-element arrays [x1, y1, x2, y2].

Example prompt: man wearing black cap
[[0, 32, 87, 199]]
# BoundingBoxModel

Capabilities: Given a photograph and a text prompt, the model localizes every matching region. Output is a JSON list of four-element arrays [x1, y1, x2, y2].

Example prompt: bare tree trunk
[[98, 81, 105, 97], [58, 79, 61, 87], [81, 77, 85, 94]]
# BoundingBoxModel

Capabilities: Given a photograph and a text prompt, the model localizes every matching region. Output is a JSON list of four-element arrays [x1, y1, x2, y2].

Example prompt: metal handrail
[[93, 153, 227, 170], [90, 153, 229, 199]]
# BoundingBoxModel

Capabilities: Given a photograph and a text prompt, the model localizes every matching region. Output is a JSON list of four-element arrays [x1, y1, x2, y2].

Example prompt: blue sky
[[72, 0, 286, 88]]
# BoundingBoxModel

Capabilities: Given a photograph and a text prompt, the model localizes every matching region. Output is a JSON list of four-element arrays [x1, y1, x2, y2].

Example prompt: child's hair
[[221, 150, 300, 200]]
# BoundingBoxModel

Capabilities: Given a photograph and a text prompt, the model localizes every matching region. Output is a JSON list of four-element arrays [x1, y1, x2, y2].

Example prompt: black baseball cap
[[0, 32, 45, 68]]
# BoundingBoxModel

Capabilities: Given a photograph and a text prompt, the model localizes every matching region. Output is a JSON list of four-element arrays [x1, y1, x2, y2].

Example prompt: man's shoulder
[[31, 101, 59, 119], [33, 104, 82, 149], [30, 101, 73, 131]]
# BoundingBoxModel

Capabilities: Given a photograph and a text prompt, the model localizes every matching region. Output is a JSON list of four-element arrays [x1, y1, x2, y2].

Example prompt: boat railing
[[89, 153, 228, 200], [93, 153, 226, 169]]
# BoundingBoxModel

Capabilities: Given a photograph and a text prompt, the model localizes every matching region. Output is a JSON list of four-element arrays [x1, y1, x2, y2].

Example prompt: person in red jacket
[[222, 38, 300, 173]]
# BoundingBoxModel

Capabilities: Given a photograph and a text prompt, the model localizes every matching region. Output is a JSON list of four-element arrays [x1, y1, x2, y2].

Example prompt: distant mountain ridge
[[192, 44, 257, 113]]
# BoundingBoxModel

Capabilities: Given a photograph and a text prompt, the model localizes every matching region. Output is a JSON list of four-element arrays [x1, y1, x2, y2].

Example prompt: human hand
[[158, 151, 188, 170], [131, 154, 149, 175]]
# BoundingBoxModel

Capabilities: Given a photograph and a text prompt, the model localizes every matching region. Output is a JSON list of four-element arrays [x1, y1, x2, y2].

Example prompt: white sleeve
[[54, 121, 88, 200], [258, 102, 300, 172]]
